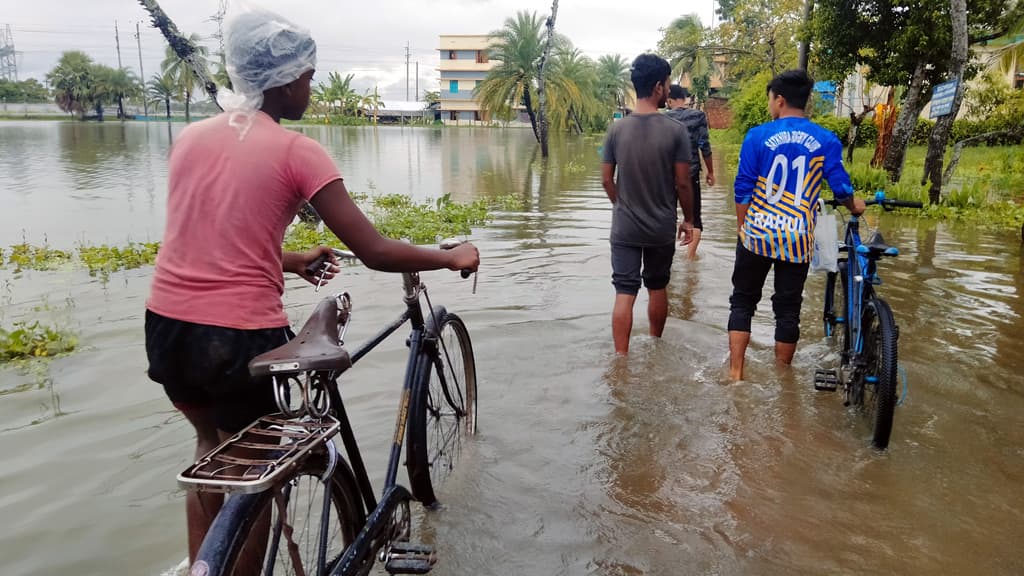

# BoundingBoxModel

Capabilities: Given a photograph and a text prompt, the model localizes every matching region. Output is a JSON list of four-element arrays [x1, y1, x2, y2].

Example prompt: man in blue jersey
[[602, 53, 694, 355], [728, 69, 866, 380]]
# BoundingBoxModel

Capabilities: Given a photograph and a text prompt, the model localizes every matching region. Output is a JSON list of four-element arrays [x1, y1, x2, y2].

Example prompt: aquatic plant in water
[[0, 321, 77, 363]]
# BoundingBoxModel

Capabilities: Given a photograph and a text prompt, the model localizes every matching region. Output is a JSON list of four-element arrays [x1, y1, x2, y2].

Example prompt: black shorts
[[144, 310, 293, 433], [727, 241, 810, 343], [691, 173, 703, 231], [610, 242, 675, 295]]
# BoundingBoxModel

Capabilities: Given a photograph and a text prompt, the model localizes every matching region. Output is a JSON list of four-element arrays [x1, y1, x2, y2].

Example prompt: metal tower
[[0, 25, 17, 81]]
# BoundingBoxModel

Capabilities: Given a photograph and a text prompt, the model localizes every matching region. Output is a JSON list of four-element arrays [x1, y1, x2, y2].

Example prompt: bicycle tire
[[193, 451, 367, 576], [407, 311, 478, 507], [861, 298, 898, 449]]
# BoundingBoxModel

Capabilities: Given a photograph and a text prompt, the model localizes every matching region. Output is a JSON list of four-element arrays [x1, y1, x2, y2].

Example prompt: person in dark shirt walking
[[666, 85, 715, 258], [601, 54, 694, 355]]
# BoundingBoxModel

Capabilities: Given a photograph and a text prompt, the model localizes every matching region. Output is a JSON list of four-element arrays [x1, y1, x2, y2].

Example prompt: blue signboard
[[930, 79, 959, 119]]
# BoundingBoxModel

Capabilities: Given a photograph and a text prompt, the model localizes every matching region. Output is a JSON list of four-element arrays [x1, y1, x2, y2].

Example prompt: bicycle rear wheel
[[194, 451, 367, 576], [407, 312, 478, 506], [861, 298, 898, 449]]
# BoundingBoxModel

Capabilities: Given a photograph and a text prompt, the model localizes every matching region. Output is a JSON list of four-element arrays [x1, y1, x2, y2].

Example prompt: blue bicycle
[[815, 191, 922, 449]]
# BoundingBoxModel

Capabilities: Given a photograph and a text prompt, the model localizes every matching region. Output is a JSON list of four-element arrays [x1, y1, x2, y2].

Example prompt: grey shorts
[[610, 242, 675, 295]]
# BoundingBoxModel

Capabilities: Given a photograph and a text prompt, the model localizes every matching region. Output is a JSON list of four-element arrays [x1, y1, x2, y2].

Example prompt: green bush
[[730, 71, 772, 133], [811, 115, 878, 147]]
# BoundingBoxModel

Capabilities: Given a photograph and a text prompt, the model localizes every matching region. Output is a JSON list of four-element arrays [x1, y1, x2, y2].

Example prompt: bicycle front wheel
[[194, 451, 367, 576], [407, 312, 478, 507], [862, 298, 898, 449]]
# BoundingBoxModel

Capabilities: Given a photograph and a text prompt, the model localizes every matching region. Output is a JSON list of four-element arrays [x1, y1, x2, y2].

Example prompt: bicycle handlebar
[[303, 242, 474, 279], [824, 191, 924, 211]]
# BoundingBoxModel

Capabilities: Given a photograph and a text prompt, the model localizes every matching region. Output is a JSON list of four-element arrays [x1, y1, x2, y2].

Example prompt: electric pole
[[0, 24, 18, 82], [115, 21, 126, 119], [415, 61, 419, 101], [136, 22, 148, 118], [405, 42, 410, 100]]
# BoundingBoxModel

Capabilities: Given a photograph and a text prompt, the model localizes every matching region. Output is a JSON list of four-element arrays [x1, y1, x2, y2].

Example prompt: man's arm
[[675, 161, 694, 244], [309, 179, 479, 273], [698, 111, 714, 185], [734, 131, 759, 237], [601, 163, 617, 204], [735, 202, 750, 237], [821, 137, 866, 215]]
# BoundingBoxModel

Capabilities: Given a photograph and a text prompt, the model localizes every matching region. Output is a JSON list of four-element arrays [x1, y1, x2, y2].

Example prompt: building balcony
[[438, 60, 494, 72], [440, 90, 476, 101]]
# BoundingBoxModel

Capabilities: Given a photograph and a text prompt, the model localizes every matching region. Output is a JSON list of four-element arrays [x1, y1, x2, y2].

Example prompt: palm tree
[[658, 15, 717, 105], [104, 67, 142, 119], [46, 51, 95, 118], [595, 54, 632, 115], [161, 33, 209, 122], [422, 90, 441, 105], [147, 72, 177, 119], [546, 45, 601, 134], [360, 87, 384, 122], [476, 11, 546, 140]]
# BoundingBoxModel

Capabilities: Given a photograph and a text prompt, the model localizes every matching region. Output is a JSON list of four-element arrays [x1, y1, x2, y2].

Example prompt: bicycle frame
[[311, 269, 445, 576], [840, 213, 879, 364]]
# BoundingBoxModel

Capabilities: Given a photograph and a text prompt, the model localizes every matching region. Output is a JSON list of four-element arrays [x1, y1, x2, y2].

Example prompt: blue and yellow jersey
[[734, 117, 853, 263]]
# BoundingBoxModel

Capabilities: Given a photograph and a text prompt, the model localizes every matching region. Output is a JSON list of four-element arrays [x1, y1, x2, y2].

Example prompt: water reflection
[[0, 122, 1022, 575]]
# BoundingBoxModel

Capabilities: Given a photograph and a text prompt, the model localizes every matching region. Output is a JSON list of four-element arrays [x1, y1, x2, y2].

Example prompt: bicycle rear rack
[[177, 414, 340, 494]]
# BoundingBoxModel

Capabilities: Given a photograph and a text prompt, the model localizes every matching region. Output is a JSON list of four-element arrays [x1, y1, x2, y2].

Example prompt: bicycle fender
[[423, 305, 449, 339]]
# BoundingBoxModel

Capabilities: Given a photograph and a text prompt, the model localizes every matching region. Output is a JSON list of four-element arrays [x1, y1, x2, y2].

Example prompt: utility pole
[[405, 42, 410, 100], [0, 24, 18, 82], [115, 21, 126, 119], [415, 61, 419, 101], [136, 21, 148, 118]]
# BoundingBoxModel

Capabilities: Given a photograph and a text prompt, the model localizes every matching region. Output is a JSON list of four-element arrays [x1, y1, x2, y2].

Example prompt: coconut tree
[[161, 33, 209, 122], [595, 54, 632, 115], [147, 72, 177, 119], [476, 11, 546, 140], [546, 45, 601, 134], [658, 14, 716, 105]]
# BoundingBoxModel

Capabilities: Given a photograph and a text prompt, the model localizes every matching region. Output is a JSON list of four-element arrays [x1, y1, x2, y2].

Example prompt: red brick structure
[[704, 96, 733, 129]]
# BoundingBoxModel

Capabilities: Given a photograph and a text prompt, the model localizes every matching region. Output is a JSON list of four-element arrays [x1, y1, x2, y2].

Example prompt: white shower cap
[[216, 1, 317, 137]]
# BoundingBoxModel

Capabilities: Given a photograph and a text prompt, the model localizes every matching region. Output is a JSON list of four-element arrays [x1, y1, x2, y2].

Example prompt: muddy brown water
[[1, 121, 1021, 575]]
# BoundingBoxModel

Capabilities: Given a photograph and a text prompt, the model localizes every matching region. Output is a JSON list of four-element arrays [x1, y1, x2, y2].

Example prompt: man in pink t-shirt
[[145, 7, 479, 564]]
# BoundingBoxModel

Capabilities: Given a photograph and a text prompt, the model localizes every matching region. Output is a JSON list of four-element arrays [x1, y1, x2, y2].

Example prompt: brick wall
[[704, 97, 733, 129]]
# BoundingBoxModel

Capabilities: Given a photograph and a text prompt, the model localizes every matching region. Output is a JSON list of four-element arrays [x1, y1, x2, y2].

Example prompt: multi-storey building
[[438, 35, 497, 124]]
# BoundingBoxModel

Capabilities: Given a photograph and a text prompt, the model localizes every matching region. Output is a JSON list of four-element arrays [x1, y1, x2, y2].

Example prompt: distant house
[[363, 100, 430, 123], [438, 35, 497, 124]]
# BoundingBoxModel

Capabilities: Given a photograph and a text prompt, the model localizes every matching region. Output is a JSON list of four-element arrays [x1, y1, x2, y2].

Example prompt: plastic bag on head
[[217, 0, 316, 138]]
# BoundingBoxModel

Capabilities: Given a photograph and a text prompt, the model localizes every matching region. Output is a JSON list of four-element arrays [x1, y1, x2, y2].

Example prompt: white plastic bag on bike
[[810, 201, 839, 274]]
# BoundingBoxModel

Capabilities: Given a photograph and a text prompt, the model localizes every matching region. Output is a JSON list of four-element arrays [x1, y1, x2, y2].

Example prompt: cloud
[[7, 0, 715, 100]]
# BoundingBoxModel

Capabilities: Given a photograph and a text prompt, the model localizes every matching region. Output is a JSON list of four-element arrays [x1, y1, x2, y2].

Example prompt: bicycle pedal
[[814, 369, 839, 391], [385, 542, 436, 574]]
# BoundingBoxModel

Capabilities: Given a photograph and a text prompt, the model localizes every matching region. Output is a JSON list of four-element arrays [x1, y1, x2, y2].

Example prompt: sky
[[4, 0, 718, 101]]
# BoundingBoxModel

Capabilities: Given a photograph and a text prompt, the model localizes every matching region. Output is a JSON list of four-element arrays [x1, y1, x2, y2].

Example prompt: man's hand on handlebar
[[288, 246, 340, 286], [446, 243, 480, 274], [846, 197, 867, 216]]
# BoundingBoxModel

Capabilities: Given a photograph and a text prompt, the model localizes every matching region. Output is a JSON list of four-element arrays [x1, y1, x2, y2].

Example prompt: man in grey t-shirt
[[601, 53, 694, 356]]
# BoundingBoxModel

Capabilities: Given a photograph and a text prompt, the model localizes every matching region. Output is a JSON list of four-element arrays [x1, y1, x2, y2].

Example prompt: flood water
[[1, 121, 1022, 575]]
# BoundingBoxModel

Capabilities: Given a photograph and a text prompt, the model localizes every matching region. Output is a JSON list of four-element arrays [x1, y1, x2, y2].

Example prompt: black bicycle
[[177, 241, 477, 575], [815, 191, 922, 450]]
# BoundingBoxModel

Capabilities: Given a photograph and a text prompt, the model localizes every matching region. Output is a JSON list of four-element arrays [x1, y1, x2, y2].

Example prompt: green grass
[[4, 193, 516, 273], [708, 133, 1024, 230]]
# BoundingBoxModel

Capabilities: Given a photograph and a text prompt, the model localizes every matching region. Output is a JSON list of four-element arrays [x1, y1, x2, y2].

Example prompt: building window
[[450, 111, 458, 121], [1016, 73, 1024, 90], [449, 80, 458, 94], [476, 50, 488, 64], [448, 50, 457, 60]]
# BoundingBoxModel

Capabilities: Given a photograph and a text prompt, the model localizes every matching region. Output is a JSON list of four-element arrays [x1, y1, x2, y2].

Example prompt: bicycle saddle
[[249, 297, 352, 377], [857, 231, 900, 258]]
